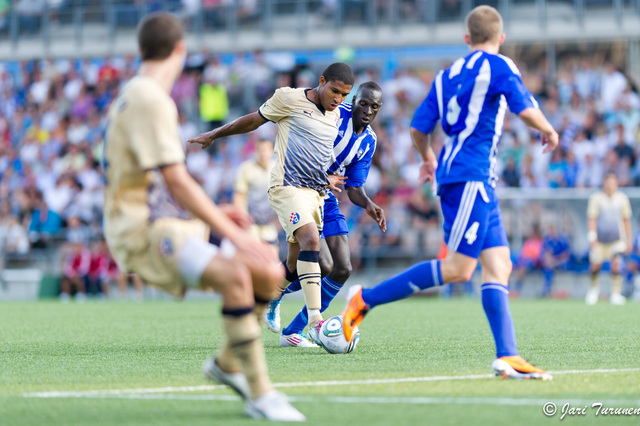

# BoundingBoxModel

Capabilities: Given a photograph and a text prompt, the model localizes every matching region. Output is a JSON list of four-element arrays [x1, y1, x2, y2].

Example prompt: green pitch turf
[[1, 297, 640, 425]]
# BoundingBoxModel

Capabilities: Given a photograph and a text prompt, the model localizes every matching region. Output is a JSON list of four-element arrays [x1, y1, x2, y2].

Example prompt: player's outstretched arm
[[410, 127, 437, 184], [160, 163, 276, 265], [517, 108, 559, 153], [346, 186, 386, 232], [187, 112, 267, 150]]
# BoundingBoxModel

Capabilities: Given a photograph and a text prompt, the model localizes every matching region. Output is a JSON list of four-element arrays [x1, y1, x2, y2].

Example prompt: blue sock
[[542, 268, 553, 297], [284, 279, 302, 295], [282, 277, 343, 335], [481, 283, 518, 358], [361, 260, 443, 309]]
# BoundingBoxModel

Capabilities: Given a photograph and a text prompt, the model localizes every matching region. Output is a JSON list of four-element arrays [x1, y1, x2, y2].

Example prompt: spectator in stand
[[59, 239, 90, 302], [0, 214, 30, 255], [600, 63, 628, 115], [198, 70, 228, 133], [87, 238, 110, 298], [28, 191, 62, 248]]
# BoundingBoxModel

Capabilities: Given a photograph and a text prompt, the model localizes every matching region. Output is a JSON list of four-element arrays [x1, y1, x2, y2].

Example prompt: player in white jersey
[[189, 63, 355, 345], [343, 6, 559, 380], [103, 13, 303, 421], [586, 173, 632, 305], [262, 82, 387, 348]]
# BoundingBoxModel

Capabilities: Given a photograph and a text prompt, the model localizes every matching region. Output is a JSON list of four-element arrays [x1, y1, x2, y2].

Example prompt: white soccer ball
[[318, 315, 359, 354]]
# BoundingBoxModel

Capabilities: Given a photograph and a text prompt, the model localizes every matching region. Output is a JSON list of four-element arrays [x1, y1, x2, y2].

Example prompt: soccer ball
[[317, 315, 359, 354]]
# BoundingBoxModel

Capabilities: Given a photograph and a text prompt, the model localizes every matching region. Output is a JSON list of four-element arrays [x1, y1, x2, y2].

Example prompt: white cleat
[[245, 390, 306, 422], [585, 288, 599, 305], [279, 332, 319, 348], [263, 299, 281, 333], [306, 319, 325, 346], [610, 293, 627, 305], [202, 357, 250, 400]]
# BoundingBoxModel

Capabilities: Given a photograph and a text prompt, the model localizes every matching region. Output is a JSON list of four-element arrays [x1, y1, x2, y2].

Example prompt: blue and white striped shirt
[[325, 103, 377, 205], [411, 50, 538, 187]]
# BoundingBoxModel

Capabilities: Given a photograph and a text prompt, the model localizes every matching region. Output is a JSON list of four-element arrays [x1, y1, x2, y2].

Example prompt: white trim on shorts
[[177, 237, 236, 288]]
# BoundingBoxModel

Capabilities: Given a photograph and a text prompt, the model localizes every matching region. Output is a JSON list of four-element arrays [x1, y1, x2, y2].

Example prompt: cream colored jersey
[[234, 158, 276, 226], [587, 190, 632, 243], [258, 87, 340, 193], [103, 75, 201, 272]]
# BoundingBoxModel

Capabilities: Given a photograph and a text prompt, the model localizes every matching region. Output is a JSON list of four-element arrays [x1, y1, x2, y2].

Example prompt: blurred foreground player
[[343, 5, 558, 380], [103, 12, 304, 421]]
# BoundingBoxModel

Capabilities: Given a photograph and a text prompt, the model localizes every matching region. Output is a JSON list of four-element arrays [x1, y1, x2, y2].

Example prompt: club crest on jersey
[[289, 212, 300, 224], [158, 238, 173, 257], [357, 148, 364, 158]]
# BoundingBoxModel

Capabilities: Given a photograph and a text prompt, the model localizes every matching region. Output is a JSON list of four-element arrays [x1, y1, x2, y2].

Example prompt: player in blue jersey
[[263, 82, 386, 348], [540, 225, 572, 298], [342, 5, 559, 380]]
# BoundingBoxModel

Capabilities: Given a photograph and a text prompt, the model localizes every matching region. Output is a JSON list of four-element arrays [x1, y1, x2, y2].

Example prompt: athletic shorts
[[440, 181, 508, 259], [268, 185, 324, 243], [321, 195, 348, 238], [124, 218, 236, 298], [589, 240, 625, 265]]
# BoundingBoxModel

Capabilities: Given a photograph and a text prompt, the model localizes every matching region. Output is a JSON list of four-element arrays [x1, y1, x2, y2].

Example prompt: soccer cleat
[[262, 299, 281, 333], [244, 390, 306, 422], [610, 293, 627, 305], [306, 319, 326, 346], [585, 288, 599, 305], [202, 357, 250, 400], [342, 285, 369, 342], [279, 332, 319, 348], [491, 356, 553, 381]]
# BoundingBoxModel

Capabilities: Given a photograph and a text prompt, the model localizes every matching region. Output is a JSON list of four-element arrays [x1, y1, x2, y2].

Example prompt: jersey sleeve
[[233, 162, 250, 194], [258, 88, 291, 122], [410, 79, 440, 135], [587, 194, 599, 219], [622, 194, 633, 219], [494, 60, 538, 115], [129, 95, 185, 170], [344, 136, 375, 187]]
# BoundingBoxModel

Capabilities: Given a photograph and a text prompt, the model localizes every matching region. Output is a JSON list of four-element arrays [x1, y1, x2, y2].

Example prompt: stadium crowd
[[0, 49, 638, 297]]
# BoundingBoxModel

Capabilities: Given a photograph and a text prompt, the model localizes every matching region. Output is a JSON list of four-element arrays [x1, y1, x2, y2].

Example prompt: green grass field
[[2, 297, 640, 425]]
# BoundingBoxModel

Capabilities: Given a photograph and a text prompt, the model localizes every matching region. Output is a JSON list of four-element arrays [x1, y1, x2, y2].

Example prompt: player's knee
[[504, 257, 513, 276], [332, 261, 352, 283], [217, 263, 253, 303], [319, 255, 333, 277], [262, 261, 285, 294]]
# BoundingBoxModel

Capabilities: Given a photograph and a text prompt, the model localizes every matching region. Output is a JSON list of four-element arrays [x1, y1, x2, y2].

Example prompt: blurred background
[[2, 0, 640, 301]]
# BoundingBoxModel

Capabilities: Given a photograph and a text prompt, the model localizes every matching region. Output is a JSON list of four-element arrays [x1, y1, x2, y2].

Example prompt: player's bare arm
[[517, 108, 559, 153], [160, 162, 275, 265], [346, 185, 386, 232], [188, 112, 267, 149], [327, 174, 347, 192], [410, 127, 437, 184]]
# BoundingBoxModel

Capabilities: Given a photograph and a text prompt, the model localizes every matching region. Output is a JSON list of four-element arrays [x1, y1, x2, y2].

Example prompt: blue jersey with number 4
[[411, 50, 538, 187]]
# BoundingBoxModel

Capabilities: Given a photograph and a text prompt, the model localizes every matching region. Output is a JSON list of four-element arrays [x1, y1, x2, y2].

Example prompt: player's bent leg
[[318, 238, 334, 278], [479, 247, 551, 381], [610, 254, 626, 305]]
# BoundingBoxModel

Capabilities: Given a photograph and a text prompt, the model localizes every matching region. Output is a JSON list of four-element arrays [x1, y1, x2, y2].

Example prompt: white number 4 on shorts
[[465, 222, 479, 245]]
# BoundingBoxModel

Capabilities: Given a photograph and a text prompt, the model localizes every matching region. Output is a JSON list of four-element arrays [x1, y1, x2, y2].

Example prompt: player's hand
[[418, 154, 438, 184], [327, 174, 347, 192], [541, 129, 559, 154], [231, 232, 278, 266], [219, 204, 253, 230], [187, 130, 217, 150], [366, 201, 386, 232]]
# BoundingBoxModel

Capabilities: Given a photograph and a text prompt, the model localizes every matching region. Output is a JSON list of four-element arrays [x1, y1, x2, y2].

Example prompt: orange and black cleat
[[342, 285, 369, 342], [491, 355, 553, 380]]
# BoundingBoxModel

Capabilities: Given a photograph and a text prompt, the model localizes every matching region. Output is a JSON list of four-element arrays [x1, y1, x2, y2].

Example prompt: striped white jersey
[[411, 50, 538, 187], [325, 103, 377, 205]]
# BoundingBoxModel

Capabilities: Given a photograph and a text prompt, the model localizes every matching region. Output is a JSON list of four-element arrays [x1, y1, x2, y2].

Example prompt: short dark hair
[[137, 12, 184, 61], [356, 81, 382, 96], [322, 62, 355, 86]]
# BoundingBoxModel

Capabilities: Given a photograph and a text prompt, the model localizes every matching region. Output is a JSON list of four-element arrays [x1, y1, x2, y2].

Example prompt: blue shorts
[[320, 195, 348, 239], [440, 181, 508, 259]]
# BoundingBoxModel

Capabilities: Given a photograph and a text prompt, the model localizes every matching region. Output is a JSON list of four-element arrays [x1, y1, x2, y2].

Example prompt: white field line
[[22, 367, 640, 399]]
